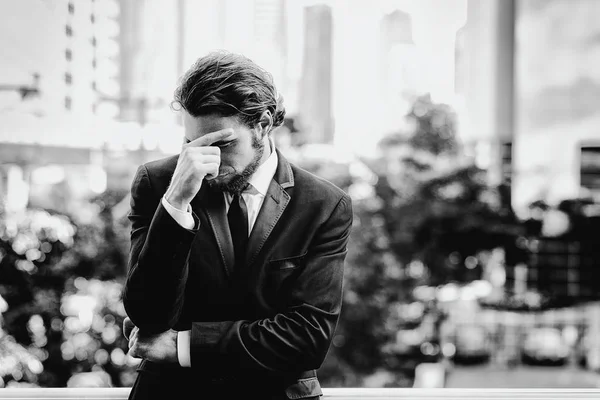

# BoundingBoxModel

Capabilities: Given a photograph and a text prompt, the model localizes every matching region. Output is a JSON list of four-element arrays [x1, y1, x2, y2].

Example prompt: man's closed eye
[[214, 140, 235, 148]]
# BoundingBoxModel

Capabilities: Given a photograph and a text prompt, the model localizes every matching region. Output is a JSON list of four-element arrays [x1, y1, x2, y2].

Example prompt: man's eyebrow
[[183, 136, 235, 145]]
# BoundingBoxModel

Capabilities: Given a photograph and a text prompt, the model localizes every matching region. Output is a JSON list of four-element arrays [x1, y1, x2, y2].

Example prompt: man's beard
[[208, 134, 265, 194]]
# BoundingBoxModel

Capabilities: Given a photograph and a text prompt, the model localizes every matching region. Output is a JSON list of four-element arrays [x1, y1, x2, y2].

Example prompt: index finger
[[186, 128, 234, 147], [123, 317, 135, 340]]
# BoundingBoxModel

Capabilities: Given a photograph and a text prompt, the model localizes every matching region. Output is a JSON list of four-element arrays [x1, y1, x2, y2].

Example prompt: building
[[326, 0, 466, 157], [297, 4, 334, 144], [377, 9, 420, 135], [180, 0, 288, 87], [118, 0, 179, 124], [0, 0, 120, 118], [0, 0, 182, 212], [459, 0, 600, 216]]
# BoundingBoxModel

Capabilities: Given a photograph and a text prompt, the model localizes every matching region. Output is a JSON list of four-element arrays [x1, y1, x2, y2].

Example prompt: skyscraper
[[252, 0, 288, 91], [118, 0, 178, 124], [298, 4, 334, 144], [180, 0, 289, 97], [1, 0, 120, 117], [377, 9, 418, 134]]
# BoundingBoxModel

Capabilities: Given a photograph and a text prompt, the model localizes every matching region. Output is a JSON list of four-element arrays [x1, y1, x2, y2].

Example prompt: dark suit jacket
[[122, 149, 353, 399]]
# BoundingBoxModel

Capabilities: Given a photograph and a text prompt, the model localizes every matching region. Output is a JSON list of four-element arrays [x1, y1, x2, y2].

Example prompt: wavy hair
[[172, 50, 285, 132]]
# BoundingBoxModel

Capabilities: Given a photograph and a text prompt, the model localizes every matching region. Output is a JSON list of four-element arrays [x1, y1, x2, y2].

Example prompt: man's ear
[[256, 110, 273, 137]]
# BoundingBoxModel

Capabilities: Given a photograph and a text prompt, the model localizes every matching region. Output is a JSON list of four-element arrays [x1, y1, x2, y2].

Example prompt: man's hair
[[172, 50, 285, 132]]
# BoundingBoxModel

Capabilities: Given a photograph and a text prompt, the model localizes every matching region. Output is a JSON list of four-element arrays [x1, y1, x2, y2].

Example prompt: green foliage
[[405, 94, 459, 157], [375, 94, 524, 283], [300, 93, 525, 387], [0, 189, 133, 388], [334, 197, 405, 369], [381, 165, 525, 285], [296, 154, 424, 386]]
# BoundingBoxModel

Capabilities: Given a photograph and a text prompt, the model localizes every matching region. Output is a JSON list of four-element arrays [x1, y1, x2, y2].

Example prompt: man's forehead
[[183, 112, 237, 136]]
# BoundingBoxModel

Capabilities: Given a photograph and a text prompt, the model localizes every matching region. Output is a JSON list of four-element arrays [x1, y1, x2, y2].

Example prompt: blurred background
[[2, 0, 600, 390]]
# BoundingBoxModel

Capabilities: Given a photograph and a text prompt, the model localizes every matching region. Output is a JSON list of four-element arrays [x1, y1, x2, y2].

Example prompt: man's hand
[[124, 317, 179, 364], [123, 316, 136, 341], [164, 128, 234, 210]]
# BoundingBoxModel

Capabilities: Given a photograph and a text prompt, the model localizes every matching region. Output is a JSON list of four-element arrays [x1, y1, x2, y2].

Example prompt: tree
[[0, 189, 133, 388], [404, 94, 459, 157], [376, 93, 524, 284], [316, 94, 526, 386]]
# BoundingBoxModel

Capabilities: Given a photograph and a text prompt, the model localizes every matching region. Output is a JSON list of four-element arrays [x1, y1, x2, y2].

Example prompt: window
[[580, 145, 600, 199], [67, 2, 74, 14], [65, 49, 72, 61], [65, 72, 72, 85], [65, 25, 73, 37], [64, 96, 72, 110]]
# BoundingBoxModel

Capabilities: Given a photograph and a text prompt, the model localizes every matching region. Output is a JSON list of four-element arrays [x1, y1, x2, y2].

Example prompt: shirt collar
[[246, 136, 278, 196]]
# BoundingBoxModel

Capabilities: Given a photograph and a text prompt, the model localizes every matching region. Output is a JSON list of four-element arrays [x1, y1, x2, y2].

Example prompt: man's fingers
[[186, 128, 234, 147], [182, 145, 221, 157], [204, 163, 221, 181], [184, 153, 220, 165], [128, 327, 139, 348], [123, 317, 135, 340], [128, 343, 140, 359]]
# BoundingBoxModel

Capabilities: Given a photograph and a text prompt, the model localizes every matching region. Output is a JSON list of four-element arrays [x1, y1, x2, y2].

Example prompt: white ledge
[[0, 388, 599, 399]]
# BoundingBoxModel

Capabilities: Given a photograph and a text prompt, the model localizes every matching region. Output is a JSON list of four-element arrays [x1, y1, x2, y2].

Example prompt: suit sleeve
[[190, 194, 353, 373], [122, 165, 197, 333]]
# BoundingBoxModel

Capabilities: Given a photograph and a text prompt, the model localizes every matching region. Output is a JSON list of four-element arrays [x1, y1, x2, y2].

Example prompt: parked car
[[575, 330, 600, 371], [521, 327, 570, 366], [449, 324, 492, 364]]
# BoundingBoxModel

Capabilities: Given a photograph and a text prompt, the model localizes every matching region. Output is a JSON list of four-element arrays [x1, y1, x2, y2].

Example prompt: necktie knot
[[230, 183, 257, 197]]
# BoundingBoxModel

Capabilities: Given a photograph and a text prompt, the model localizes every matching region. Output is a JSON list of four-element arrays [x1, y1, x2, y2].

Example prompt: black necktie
[[228, 192, 249, 271]]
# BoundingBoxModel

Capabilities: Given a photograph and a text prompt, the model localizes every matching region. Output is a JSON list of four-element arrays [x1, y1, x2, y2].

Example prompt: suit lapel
[[188, 150, 295, 275], [191, 183, 235, 277], [245, 150, 294, 267]]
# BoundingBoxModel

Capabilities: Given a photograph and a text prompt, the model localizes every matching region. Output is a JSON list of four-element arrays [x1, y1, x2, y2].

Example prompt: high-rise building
[[512, 0, 600, 211], [377, 10, 419, 134], [461, 0, 515, 211], [180, 0, 288, 90], [251, 0, 288, 92], [0, 0, 122, 211], [0, 0, 120, 118], [298, 4, 334, 144], [118, 0, 178, 124], [461, 0, 600, 214], [454, 24, 467, 98], [91, 0, 121, 118]]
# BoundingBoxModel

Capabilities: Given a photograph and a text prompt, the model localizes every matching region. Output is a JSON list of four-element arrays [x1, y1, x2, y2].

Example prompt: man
[[122, 51, 353, 399]]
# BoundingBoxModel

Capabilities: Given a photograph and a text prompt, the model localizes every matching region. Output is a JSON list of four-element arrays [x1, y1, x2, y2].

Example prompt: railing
[[0, 388, 599, 399]]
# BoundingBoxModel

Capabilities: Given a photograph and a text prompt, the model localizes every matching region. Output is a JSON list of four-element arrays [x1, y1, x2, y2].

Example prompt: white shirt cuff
[[161, 196, 195, 230], [177, 330, 191, 367]]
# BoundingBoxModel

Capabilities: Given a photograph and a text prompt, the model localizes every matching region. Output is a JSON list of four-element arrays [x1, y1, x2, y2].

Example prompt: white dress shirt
[[160, 138, 278, 367]]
